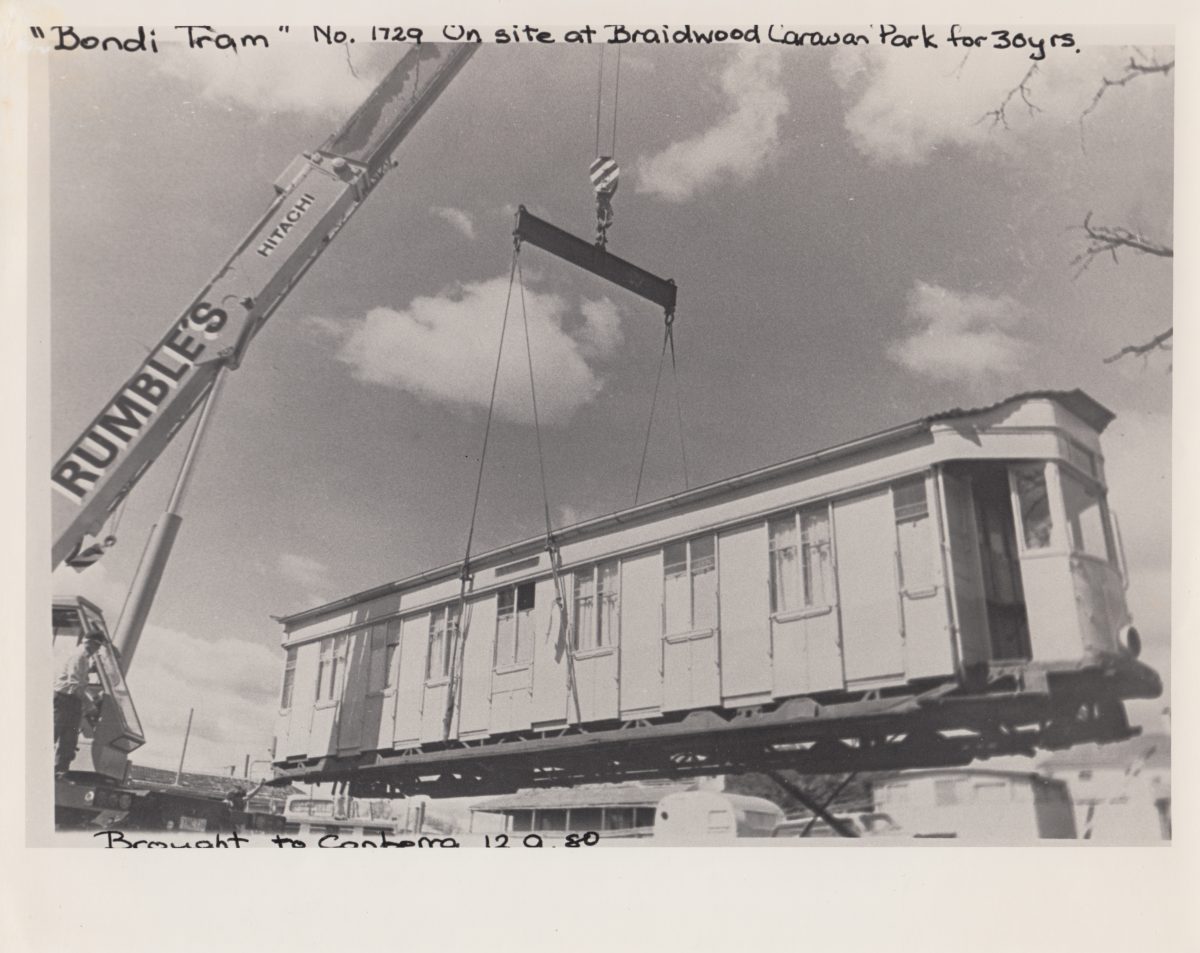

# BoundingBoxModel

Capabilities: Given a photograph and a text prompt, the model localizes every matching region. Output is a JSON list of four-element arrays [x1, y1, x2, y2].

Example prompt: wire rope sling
[[441, 49, 688, 739]]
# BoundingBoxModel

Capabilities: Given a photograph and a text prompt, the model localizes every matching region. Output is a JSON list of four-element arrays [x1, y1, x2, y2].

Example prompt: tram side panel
[[393, 613, 429, 748], [530, 577, 570, 727], [279, 466, 1135, 757], [716, 523, 773, 706], [281, 469, 970, 758], [458, 595, 498, 739], [619, 549, 666, 719], [274, 637, 318, 760]]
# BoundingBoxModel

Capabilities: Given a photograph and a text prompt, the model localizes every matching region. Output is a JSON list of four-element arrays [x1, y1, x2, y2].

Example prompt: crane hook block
[[512, 206, 677, 316]]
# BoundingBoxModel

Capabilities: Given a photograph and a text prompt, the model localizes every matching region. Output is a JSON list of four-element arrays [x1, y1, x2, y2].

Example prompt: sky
[[43, 29, 1173, 778]]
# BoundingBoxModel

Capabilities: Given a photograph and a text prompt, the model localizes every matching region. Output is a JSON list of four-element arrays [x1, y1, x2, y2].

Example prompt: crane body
[[50, 43, 476, 828], [52, 43, 477, 571]]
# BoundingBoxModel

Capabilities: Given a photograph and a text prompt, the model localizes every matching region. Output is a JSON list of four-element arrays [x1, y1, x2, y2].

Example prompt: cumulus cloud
[[311, 278, 625, 425], [431, 206, 477, 239], [888, 281, 1028, 381], [50, 563, 281, 772], [831, 45, 1170, 166], [636, 47, 788, 201], [126, 623, 281, 772], [153, 40, 392, 118]]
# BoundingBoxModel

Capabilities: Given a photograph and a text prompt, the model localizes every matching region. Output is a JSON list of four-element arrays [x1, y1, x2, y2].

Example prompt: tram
[[269, 391, 1161, 798]]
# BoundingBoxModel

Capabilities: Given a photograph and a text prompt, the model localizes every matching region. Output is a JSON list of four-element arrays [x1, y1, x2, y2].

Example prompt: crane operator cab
[[52, 596, 145, 782]]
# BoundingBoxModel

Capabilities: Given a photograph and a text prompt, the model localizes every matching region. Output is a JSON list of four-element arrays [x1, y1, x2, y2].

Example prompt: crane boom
[[51, 43, 476, 569]]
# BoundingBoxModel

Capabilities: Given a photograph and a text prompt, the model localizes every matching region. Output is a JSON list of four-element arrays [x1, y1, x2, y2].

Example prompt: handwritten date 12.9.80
[[484, 832, 600, 848]]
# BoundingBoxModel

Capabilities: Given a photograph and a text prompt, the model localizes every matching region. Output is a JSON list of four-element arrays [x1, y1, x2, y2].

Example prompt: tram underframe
[[270, 658, 1160, 801]]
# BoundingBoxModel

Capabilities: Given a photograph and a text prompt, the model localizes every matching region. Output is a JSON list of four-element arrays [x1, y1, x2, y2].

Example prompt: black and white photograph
[[6, 0, 1193, 948]]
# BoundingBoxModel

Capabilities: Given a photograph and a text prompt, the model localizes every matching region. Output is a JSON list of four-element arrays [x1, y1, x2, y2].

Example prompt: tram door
[[835, 489, 904, 683], [972, 466, 1032, 660], [893, 476, 952, 679], [335, 630, 369, 753], [940, 470, 991, 670]]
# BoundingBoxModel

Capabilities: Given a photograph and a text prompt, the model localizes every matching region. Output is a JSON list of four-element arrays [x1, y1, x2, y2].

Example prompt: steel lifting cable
[[594, 47, 606, 158], [634, 312, 690, 505], [515, 254, 583, 726], [610, 45, 622, 157], [593, 45, 623, 158], [443, 245, 520, 739]]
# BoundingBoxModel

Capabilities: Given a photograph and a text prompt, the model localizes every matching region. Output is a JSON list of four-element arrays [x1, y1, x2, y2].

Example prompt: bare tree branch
[[977, 64, 1041, 129], [1071, 211, 1173, 276], [1080, 54, 1174, 151], [977, 53, 1173, 369], [1103, 328, 1173, 365]]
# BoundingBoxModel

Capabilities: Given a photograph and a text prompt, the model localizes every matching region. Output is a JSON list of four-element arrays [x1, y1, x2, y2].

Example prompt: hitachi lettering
[[256, 193, 317, 258], [51, 328, 204, 503]]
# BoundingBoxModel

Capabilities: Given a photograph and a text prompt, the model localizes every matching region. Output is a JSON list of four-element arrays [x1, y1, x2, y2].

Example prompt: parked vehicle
[[282, 793, 424, 840], [653, 791, 784, 843]]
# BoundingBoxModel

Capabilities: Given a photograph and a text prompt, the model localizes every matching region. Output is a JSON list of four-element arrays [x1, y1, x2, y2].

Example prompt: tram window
[[892, 477, 928, 521], [383, 620, 400, 690], [495, 583, 535, 668], [368, 622, 401, 693], [573, 560, 620, 651], [316, 640, 333, 701], [770, 507, 833, 613], [280, 648, 297, 709], [315, 635, 349, 702], [366, 626, 387, 694], [1067, 439, 1098, 477], [893, 479, 933, 592], [1013, 465, 1054, 549], [428, 605, 460, 680], [1062, 471, 1114, 561], [663, 536, 717, 633]]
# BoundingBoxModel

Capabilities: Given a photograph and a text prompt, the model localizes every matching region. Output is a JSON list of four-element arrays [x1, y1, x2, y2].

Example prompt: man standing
[[54, 629, 105, 777]]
